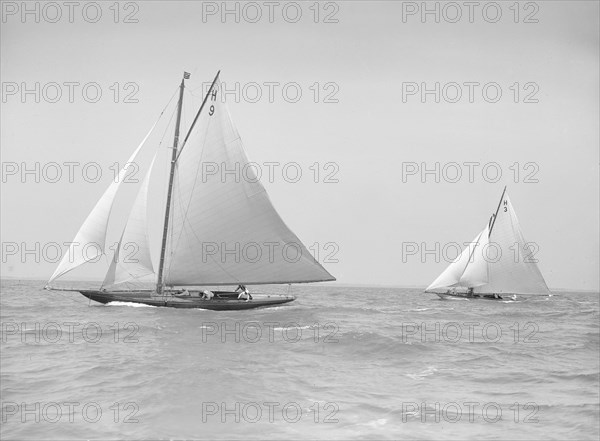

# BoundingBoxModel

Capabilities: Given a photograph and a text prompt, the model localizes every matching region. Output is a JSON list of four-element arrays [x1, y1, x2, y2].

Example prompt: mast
[[488, 186, 507, 238], [156, 72, 187, 294]]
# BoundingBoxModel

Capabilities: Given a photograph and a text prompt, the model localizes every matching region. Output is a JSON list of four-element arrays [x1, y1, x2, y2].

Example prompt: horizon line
[[0, 276, 598, 293]]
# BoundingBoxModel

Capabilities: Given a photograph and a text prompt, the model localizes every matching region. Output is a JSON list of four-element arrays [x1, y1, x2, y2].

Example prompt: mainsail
[[164, 80, 335, 286], [477, 193, 550, 295], [102, 153, 157, 286], [426, 189, 550, 295], [47, 125, 156, 284]]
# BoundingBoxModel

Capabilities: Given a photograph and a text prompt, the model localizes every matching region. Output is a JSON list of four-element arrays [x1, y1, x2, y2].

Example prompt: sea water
[[1, 279, 598, 440]]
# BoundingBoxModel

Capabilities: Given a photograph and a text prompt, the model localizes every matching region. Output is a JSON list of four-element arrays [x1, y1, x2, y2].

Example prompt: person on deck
[[201, 290, 214, 300], [467, 288, 474, 297], [237, 286, 251, 301]]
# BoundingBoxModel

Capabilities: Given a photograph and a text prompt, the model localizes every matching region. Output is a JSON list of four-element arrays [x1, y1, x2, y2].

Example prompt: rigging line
[[169, 111, 213, 256], [145, 85, 180, 150], [160, 85, 181, 119], [158, 104, 179, 148]]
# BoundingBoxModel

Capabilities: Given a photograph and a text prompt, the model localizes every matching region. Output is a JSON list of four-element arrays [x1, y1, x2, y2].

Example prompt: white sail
[[459, 224, 490, 288], [425, 229, 484, 291], [47, 126, 155, 284], [426, 189, 550, 295], [102, 153, 157, 286], [476, 193, 550, 295], [164, 80, 335, 286]]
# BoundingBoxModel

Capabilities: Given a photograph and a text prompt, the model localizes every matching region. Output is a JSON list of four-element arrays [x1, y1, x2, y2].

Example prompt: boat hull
[[434, 292, 514, 301], [79, 290, 295, 310]]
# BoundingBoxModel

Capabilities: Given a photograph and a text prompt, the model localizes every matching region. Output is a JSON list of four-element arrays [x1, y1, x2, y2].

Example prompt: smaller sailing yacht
[[45, 71, 335, 310], [425, 187, 550, 300]]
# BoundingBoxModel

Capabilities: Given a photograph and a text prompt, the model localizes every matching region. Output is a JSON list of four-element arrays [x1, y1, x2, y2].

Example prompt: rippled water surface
[[1, 280, 598, 440]]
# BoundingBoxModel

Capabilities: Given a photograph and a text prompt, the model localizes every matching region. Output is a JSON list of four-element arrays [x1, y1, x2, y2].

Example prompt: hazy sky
[[1, 1, 598, 290]]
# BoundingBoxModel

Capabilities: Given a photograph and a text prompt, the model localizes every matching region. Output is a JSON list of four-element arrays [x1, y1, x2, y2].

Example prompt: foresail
[[459, 225, 489, 288], [425, 229, 484, 291], [102, 154, 157, 286], [476, 192, 550, 295], [48, 126, 155, 284], [164, 80, 335, 286]]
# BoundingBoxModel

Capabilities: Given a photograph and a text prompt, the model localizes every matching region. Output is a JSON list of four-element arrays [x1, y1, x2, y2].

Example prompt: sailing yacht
[[425, 187, 550, 300], [45, 71, 335, 310]]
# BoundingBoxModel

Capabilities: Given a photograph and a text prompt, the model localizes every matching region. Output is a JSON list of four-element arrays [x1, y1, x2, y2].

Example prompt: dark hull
[[434, 292, 514, 301], [79, 290, 295, 310]]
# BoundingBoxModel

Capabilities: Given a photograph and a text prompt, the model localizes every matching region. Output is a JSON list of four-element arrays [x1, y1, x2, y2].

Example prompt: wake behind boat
[[425, 187, 550, 301], [45, 71, 335, 309]]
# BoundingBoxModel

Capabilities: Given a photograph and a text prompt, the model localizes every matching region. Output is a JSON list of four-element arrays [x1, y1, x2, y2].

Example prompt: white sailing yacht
[[45, 71, 335, 310], [425, 187, 550, 300]]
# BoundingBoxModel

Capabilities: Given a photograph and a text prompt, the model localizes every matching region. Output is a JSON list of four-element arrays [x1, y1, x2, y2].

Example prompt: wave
[[405, 366, 438, 380]]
